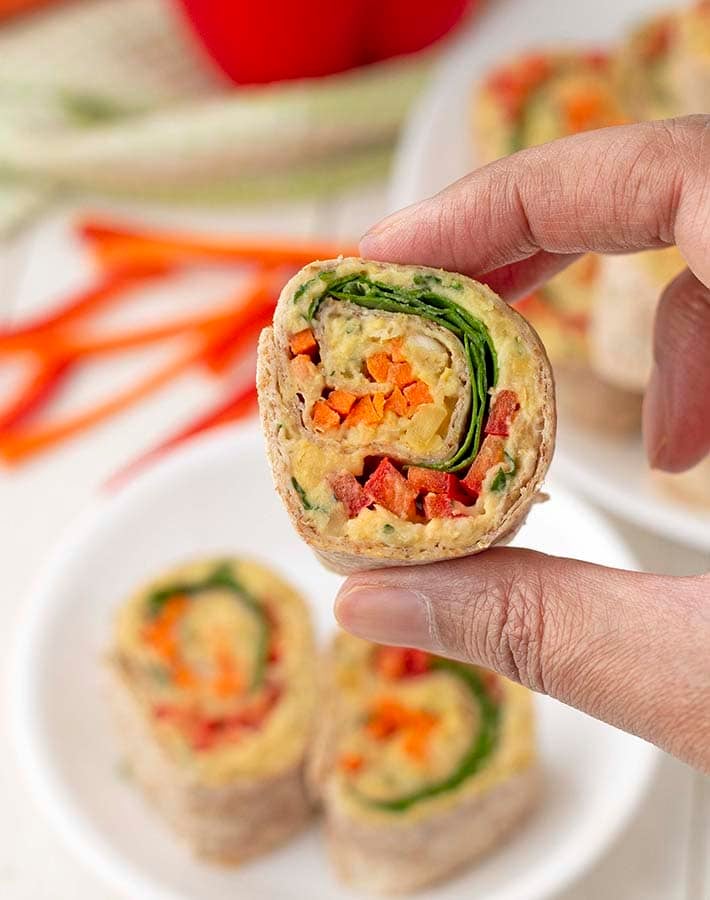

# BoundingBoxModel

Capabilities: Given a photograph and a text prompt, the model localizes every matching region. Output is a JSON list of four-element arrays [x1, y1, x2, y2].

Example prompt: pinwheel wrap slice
[[257, 258, 556, 574]]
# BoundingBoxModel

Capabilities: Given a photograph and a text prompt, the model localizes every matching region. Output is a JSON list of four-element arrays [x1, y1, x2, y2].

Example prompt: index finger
[[361, 116, 710, 293]]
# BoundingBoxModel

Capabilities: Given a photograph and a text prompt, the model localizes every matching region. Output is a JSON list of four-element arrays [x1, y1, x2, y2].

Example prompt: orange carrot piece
[[289, 328, 317, 357], [371, 391, 385, 420], [403, 380, 433, 408], [366, 351, 391, 384], [344, 395, 380, 427], [327, 389, 357, 416], [384, 386, 408, 417], [339, 752, 365, 773], [77, 217, 359, 270], [312, 399, 341, 431], [388, 360, 415, 388]]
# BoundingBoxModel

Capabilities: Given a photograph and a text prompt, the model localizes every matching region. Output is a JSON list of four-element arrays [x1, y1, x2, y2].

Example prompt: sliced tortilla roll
[[257, 258, 555, 574], [473, 50, 641, 434], [591, 248, 685, 392], [309, 634, 539, 893], [109, 557, 317, 863], [616, 3, 710, 120]]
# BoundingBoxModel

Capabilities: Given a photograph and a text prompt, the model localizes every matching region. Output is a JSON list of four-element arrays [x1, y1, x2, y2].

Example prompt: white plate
[[387, 0, 710, 551], [11, 424, 657, 900]]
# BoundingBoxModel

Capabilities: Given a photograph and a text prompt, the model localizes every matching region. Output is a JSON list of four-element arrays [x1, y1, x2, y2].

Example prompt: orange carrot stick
[[0, 266, 169, 350], [0, 357, 72, 433], [77, 217, 358, 270], [0, 278, 273, 464]]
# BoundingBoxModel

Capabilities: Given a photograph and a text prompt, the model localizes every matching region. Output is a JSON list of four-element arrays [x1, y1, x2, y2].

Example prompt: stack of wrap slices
[[472, 0, 710, 509], [110, 557, 539, 893]]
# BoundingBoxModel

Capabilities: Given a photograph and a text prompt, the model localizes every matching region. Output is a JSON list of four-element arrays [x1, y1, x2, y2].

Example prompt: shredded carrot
[[366, 351, 391, 383], [387, 360, 415, 389], [312, 399, 340, 431], [327, 389, 357, 416], [289, 328, 317, 357], [77, 217, 359, 271], [403, 380, 433, 409], [384, 386, 407, 417]]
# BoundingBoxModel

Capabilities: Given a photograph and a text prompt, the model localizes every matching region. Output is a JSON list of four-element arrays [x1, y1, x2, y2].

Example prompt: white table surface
[[0, 184, 708, 900]]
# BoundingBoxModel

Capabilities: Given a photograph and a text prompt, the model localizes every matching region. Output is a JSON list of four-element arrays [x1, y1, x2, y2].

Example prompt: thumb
[[335, 549, 710, 771]]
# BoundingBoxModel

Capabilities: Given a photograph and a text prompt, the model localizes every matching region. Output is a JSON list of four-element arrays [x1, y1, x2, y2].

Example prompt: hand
[[335, 116, 710, 772]]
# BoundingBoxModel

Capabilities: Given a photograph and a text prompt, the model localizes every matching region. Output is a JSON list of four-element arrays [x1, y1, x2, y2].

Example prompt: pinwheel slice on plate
[[109, 557, 317, 863]]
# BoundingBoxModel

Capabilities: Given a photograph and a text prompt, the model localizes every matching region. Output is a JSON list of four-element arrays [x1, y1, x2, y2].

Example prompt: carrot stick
[[0, 266, 169, 348], [0, 0, 61, 21], [77, 217, 358, 270], [0, 277, 274, 464], [105, 382, 258, 491], [0, 330, 222, 465], [0, 357, 72, 433]]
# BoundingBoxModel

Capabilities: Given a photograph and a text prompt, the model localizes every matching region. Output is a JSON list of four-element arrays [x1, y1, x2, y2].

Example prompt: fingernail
[[334, 584, 434, 648], [644, 363, 670, 469]]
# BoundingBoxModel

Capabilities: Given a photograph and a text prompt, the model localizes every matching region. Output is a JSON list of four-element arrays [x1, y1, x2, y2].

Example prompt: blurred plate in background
[[388, 0, 710, 551], [11, 424, 657, 900]]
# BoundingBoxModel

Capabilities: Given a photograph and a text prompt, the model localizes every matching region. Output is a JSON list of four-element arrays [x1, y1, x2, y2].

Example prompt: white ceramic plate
[[11, 424, 657, 900], [387, 0, 710, 552]]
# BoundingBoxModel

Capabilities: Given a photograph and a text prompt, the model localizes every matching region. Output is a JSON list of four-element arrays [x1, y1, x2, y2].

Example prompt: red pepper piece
[[364, 457, 417, 521], [422, 492, 466, 519], [406, 466, 472, 501], [484, 390, 520, 437], [461, 435, 505, 496], [331, 471, 369, 518], [375, 646, 431, 679]]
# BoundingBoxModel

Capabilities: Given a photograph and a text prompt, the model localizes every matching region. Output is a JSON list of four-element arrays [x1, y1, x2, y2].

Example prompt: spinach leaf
[[353, 658, 500, 812]]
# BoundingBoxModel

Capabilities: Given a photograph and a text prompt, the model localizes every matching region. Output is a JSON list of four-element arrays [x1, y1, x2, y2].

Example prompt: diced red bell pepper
[[484, 390, 520, 437], [364, 457, 417, 521], [406, 466, 471, 501], [422, 492, 466, 519], [461, 435, 505, 496], [331, 471, 369, 518], [375, 646, 431, 679]]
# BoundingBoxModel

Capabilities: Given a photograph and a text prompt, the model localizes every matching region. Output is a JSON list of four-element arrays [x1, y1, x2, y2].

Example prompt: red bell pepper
[[484, 390, 520, 437], [364, 457, 417, 521], [406, 465, 471, 501], [461, 435, 505, 496], [175, 0, 473, 85], [330, 471, 369, 518]]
